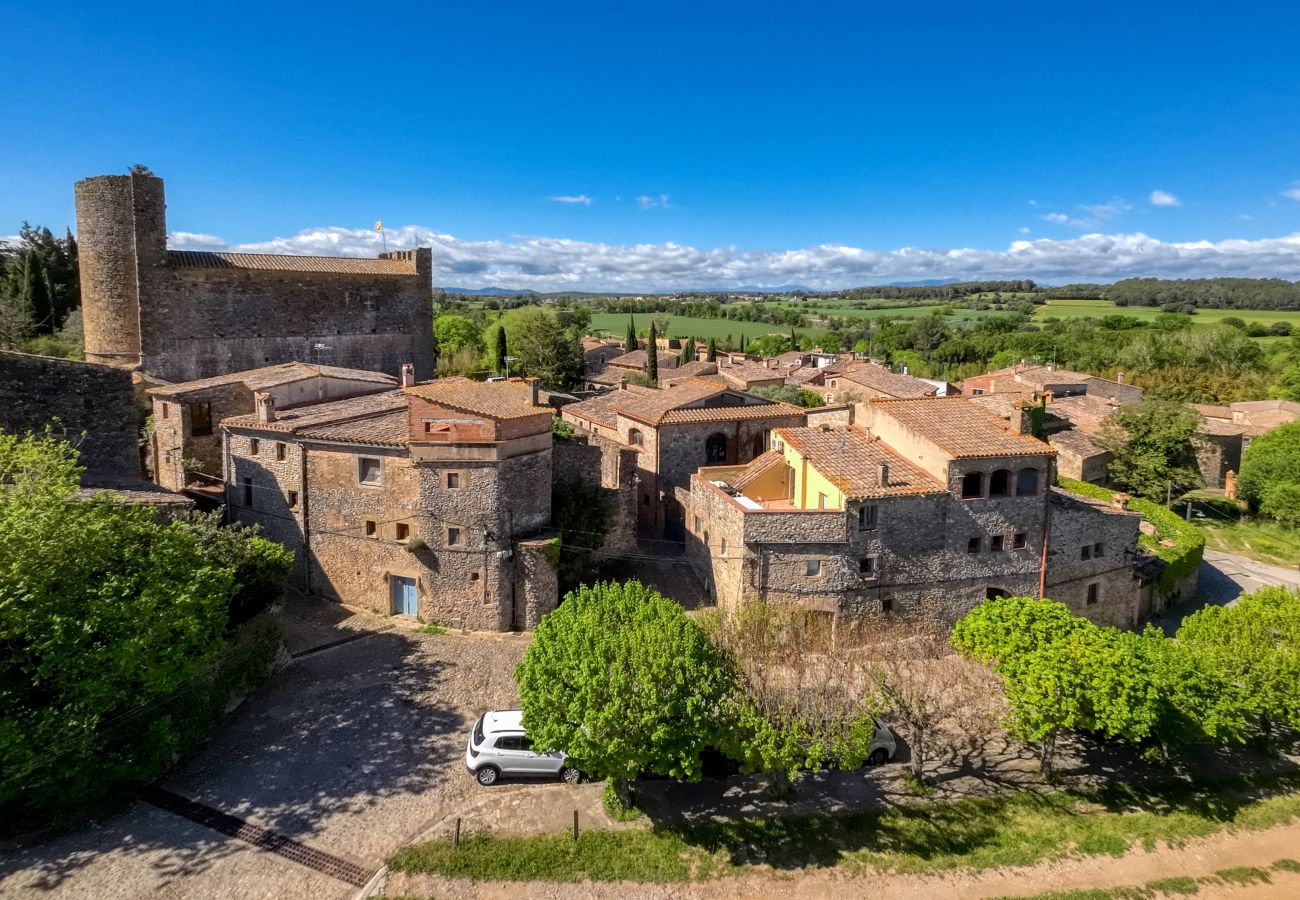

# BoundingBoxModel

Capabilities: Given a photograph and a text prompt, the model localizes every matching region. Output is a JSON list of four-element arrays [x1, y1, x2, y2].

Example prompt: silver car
[[465, 709, 581, 786]]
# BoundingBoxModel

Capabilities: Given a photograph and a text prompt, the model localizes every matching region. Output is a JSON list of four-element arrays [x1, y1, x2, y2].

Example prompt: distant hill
[[439, 286, 538, 296]]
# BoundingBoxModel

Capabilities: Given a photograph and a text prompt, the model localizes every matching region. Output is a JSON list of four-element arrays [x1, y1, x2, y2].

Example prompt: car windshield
[[473, 715, 485, 747]]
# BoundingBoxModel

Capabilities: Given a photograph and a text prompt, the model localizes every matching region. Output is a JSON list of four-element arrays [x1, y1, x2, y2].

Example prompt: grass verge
[[1185, 495, 1300, 568], [388, 773, 1300, 883]]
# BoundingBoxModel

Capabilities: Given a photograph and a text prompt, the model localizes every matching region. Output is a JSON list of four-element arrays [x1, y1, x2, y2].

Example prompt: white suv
[[465, 709, 581, 786]]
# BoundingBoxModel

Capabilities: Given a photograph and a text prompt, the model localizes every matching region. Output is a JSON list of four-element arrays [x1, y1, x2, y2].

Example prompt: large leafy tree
[[433, 313, 484, 355], [485, 307, 584, 389], [1237, 421, 1300, 525], [0, 431, 291, 821], [516, 581, 736, 804], [1096, 400, 1203, 502], [1176, 587, 1300, 736]]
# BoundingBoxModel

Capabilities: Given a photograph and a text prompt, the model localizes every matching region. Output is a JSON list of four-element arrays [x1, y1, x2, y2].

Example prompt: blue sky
[[3, 1, 1300, 290]]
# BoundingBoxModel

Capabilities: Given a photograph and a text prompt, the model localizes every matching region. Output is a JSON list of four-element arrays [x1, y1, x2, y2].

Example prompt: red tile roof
[[778, 426, 946, 498], [149, 361, 395, 397], [168, 250, 417, 275], [402, 377, 550, 420], [869, 397, 1056, 459]]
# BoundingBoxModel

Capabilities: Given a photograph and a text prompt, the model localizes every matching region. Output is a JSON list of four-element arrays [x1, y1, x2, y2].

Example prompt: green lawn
[[1184, 494, 1300, 567], [588, 313, 788, 343], [388, 774, 1300, 884], [1036, 299, 1300, 328]]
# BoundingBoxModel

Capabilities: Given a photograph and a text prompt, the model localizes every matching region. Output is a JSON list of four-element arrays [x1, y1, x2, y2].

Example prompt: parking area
[[0, 615, 611, 899]]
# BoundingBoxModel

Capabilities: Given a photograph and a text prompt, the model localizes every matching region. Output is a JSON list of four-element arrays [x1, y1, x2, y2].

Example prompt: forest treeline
[[1043, 278, 1300, 311]]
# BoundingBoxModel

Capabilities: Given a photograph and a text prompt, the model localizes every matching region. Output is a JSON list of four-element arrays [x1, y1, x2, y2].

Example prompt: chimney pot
[[877, 463, 890, 486], [255, 391, 276, 423], [400, 362, 415, 387]]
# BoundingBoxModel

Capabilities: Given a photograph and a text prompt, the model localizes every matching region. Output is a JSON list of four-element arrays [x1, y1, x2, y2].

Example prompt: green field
[[588, 313, 787, 342], [1035, 298, 1300, 327]]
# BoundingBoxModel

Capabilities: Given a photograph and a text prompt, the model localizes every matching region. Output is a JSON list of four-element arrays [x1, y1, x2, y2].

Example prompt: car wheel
[[475, 765, 500, 786], [868, 748, 889, 766], [560, 766, 582, 784]]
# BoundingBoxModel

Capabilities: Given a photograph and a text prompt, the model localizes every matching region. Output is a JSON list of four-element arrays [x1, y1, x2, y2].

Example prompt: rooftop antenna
[[375, 220, 388, 254], [504, 354, 518, 379]]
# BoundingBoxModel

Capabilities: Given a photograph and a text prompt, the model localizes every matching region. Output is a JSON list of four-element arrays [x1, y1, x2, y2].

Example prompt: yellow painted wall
[[778, 441, 844, 510]]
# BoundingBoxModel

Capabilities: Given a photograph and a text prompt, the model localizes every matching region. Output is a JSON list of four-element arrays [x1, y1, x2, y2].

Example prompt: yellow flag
[[374, 221, 384, 233]]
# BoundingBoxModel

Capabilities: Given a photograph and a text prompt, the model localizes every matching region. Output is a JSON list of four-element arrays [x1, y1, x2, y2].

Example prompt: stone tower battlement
[[74, 168, 436, 383]]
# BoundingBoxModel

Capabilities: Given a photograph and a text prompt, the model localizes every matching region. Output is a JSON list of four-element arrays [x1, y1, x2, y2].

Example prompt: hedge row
[[1057, 477, 1205, 597]]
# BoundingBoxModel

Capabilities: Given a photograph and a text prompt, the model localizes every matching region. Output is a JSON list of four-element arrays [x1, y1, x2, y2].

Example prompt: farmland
[[1034, 298, 1300, 327]]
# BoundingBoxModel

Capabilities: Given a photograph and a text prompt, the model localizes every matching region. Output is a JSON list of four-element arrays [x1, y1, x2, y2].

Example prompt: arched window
[[1016, 467, 1039, 495], [629, 428, 643, 447], [705, 432, 728, 464], [989, 469, 1011, 497], [961, 471, 983, 499]]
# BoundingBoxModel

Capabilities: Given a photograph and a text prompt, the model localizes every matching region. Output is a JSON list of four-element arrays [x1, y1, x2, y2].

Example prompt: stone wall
[[1192, 432, 1242, 489], [1044, 492, 1144, 627], [0, 350, 141, 477], [551, 437, 638, 552]]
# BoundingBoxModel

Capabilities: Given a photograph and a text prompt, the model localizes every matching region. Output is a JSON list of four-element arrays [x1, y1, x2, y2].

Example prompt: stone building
[[820, 363, 937, 404], [561, 378, 806, 537], [148, 362, 397, 492], [222, 375, 557, 630], [75, 168, 435, 383], [684, 396, 1150, 628]]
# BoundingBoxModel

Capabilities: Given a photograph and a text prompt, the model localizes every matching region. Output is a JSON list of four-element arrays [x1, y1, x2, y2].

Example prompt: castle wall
[[0, 350, 141, 477]]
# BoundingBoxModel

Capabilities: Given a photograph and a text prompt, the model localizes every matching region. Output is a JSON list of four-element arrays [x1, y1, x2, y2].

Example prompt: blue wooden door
[[391, 576, 418, 616]]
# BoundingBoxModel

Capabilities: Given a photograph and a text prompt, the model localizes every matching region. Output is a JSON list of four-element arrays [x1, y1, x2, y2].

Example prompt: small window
[[881, 596, 893, 613], [694, 516, 702, 533], [448, 527, 461, 546], [805, 559, 822, 577], [395, 522, 410, 541], [364, 520, 377, 537], [971, 388, 984, 396], [250, 438, 260, 455], [1081, 545, 1092, 560], [720, 537, 728, 554], [967, 537, 981, 554], [1012, 532, 1027, 549], [629, 428, 644, 447], [858, 505, 878, 531], [275, 442, 286, 461], [1087, 583, 1100, 605], [469, 571, 480, 582], [447, 472, 461, 489], [1093, 542, 1104, 557], [989, 469, 1011, 497], [860, 555, 878, 577], [190, 402, 213, 437], [961, 471, 983, 499], [242, 478, 253, 506], [1016, 467, 1040, 495], [817, 492, 828, 509], [287, 490, 299, 509], [703, 530, 711, 548], [161, 402, 170, 419], [991, 535, 1005, 552], [358, 456, 382, 485]]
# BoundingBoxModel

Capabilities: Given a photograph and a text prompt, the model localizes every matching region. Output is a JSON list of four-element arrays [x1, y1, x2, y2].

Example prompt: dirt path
[[381, 818, 1300, 898]]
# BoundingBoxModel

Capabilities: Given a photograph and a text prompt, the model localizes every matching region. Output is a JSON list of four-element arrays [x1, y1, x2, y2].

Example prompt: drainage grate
[[141, 786, 374, 888]]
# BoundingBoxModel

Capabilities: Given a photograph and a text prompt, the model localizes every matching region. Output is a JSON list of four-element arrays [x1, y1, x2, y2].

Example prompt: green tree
[[494, 325, 509, 375], [434, 313, 485, 356], [646, 323, 659, 382], [1176, 587, 1300, 736], [1097, 401, 1203, 502], [1236, 421, 1300, 520], [506, 306, 584, 390], [680, 336, 696, 363], [1270, 366, 1300, 403], [515, 581, 737, 806], [706, 337, 718, 362], [625, 316, 637, 352], [0, 431, 288, 821]]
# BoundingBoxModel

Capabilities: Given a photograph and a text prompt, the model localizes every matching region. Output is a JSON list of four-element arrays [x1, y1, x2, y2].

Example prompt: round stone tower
[[74, 170, 167, 369]]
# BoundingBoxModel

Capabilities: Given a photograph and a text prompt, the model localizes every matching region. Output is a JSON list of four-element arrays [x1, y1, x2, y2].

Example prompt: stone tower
[[74, 170, 168, 370]]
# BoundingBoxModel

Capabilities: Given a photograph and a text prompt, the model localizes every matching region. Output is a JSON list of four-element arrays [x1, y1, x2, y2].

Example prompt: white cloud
[[168, 227, 1300, 292], [1149, 189, 1180, 207], [548, 195, 592, 206], [1283, 184, 1300, 202], [637, 194, 670, 209], [1043, 198, 1131, 229], [1018, 227, 1031, 234]]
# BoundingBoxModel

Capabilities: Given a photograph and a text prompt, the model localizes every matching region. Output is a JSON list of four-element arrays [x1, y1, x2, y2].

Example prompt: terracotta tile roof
[[786, 366, 825, 386], [967, 391, 1036, 419], [1048, 394, 1123, 435], [606, 348, 680, 370], [402, 377, 550, 420], [659, 403, 804, 425], [564, 378, 802, 428], [778, 426, 946, 499], [869, 397, 1056, 459], [223, 390, 408, 436], [563, 387, 655, 429], [715, 359, 786, 389], [149, 362, 396, 397], [730, 451, 786, 491], [838, 364, 936, 399], [1048, 428, 1110, 459], [661, 360, 719, 386], [167, 250, 418, 275], [297, 409, 411, 446], [1197, 417, 1245, 437], [1191, 403, 1233, 419]]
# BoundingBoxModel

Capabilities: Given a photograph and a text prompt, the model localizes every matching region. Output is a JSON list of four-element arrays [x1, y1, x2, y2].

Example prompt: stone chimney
[[527, 377, 540, 406], [400, 362, 416, 387], [877, 463, 890, 487], [1009, 404, 1031, 435], [1111, 492, 1130, 511], [255, 391, 276, 423]]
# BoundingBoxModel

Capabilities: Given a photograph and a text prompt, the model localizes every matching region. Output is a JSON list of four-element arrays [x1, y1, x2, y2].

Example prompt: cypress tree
[[646, 323, 659, 382], [789, 324, 797, 351], [495, 326, 509, 375], [681, 336, 696, 363], [706, 337, 717, 362], [626, 316, 638, 352]]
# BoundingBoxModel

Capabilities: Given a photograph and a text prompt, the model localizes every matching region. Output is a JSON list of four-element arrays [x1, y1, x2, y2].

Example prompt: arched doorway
[[705, 432, 728, 464]]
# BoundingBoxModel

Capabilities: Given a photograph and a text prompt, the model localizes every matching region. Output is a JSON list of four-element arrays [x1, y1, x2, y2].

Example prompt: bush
[[1260, 483, 1300, 529], [1238, 421, 1300, 520]]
